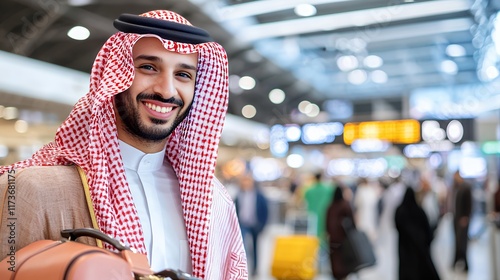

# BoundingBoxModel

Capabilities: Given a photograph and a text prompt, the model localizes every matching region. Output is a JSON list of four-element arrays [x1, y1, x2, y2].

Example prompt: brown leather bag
[[0, 228, 198, 280]]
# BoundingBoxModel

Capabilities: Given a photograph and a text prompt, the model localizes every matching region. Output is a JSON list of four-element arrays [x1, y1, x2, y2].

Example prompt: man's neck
[[118, 134, 167, 153]]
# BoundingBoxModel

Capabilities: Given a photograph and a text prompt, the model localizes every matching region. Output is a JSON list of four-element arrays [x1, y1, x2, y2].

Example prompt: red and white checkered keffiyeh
[[1, 10, 233, 278]]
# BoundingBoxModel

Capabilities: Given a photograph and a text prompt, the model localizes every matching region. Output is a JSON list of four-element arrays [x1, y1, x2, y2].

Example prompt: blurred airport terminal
[[2, 0, 500, 279]]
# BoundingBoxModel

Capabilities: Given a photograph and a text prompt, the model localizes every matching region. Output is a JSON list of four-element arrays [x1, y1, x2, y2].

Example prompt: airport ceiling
[[1, 0, 499, 125]]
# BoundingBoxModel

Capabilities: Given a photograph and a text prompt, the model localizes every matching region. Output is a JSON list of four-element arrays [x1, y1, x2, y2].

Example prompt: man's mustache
[[137, 93, 184, 107]]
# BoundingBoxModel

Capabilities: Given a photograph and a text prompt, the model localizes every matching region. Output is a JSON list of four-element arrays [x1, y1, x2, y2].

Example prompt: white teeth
[[145, 102, 173, 114]]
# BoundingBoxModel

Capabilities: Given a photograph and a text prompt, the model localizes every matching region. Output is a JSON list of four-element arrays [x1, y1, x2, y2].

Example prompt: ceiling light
[[364, 55, 383, 68], [239, 76, 256, 90], [298, 100, 311, 113], [269, 88, 286, 104], [242, 105, 257, 118], [294, 4, 317, 17], [286, 154, 304, 168], [446, 44, 466, 57], [239, 0, 471, 41], [67, 26, 90, 40], [14, 120, 28, 133], [370, 70, 388, 84], [485, 66, 499, 80], [422, 120, 446, 142], [305, 103, 320, 117], [285, 125, 301, 142], [348, 69, 367, 85], [447, 120, 464, 143], [337, 55, 359, 72], [68, 0, 93, 6], [2, 107, 18, 120], [440, 60, 458, 75]]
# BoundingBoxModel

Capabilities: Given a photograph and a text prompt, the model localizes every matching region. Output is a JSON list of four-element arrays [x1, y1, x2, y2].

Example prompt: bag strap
[[72, 169, 199, 280], [76, 165, 103, 248]]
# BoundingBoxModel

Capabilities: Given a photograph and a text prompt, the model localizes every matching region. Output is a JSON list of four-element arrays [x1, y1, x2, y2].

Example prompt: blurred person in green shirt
[[303, 172, 335, 272]]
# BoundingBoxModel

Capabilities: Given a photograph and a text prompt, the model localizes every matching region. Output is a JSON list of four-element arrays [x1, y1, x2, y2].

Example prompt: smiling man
[[114, 37, 198, 152], [0, 10, 248, 279]]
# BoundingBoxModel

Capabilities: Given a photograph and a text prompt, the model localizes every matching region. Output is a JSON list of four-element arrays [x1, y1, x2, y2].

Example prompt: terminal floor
[[251, 213, 498, 280]]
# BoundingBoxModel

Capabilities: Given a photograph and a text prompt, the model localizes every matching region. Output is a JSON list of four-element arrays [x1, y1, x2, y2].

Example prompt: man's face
[[114, 37, 198, 142]]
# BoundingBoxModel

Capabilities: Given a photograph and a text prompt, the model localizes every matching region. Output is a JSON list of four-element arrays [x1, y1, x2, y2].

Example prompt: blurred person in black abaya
[[451, 171, 472, 271], [395, 187, 440, 280], [326, 186, 356, 280], [495, 177, 500, 218]]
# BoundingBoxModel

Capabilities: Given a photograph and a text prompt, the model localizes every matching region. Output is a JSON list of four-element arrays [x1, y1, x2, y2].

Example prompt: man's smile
[[144, 101, 174, 114]]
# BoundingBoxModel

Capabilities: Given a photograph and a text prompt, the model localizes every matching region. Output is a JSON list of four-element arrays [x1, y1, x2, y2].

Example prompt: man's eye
[[139, 65, 155, 71], [178, 72, 193, 79]]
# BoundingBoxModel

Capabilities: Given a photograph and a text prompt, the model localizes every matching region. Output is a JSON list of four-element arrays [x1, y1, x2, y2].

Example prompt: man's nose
[[153, 74, 177, 98]]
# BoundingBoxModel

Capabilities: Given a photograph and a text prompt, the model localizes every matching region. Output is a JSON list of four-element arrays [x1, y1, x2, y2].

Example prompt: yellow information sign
[[343, 119, 421, 145]]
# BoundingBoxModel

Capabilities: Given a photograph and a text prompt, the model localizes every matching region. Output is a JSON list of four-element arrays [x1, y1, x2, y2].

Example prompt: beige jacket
[[0, 165, 98, 259]]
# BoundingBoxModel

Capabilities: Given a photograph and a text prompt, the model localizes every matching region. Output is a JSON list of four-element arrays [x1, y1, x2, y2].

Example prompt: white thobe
[[119, 140, 192, 273]]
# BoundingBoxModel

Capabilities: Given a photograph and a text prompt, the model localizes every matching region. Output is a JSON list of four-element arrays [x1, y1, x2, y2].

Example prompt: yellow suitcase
[[270, 235, 320, 280]]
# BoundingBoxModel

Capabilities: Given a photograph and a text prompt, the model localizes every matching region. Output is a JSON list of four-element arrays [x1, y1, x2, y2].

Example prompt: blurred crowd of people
[[223, 162, 500, 279], [293, 167, 486, 280]]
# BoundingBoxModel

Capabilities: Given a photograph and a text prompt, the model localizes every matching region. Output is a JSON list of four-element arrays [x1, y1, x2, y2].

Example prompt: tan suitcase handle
[[59, 228, 200, 280], [61, 228, 154, 278], [61, 228, 129, 251]]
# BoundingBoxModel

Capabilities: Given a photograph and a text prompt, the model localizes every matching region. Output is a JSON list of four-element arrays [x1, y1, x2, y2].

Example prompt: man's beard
[[114, 91, 191, 142]]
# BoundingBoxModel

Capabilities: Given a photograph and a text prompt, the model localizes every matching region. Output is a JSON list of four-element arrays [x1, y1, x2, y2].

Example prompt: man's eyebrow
[[179, 63, 197, 71], [135, 54, 161, 62], [134, 54, 197, 71]]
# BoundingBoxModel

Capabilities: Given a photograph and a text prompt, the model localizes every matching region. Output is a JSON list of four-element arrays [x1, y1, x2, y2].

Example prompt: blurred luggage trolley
[[271, 210, 319, 280]]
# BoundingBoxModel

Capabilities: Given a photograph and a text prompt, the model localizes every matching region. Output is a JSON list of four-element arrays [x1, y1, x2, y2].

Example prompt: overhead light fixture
[[286, 154, 304, 168], [337, 55, 358, 72], [348, 69, 367, 85], [242, 104, 257, 118], [285, 125, 302, 142], [14, 120, 28, 133], [269, 88, 286, 104], [364, 55, 383, 68], [446, 44, 466, 57], [304, 103, 320, 117], [239, 76, 256, 90], [67, 26, 90, 40], [294, 4, 317, 17], [68, 0, 93, 6], [239, 0, 471, 41], [2, 107, 18, 120], [298, 100, 311, 113], [440, 60, 458, 75], [485, 66, 500, 80], [218, 0, 339, 20], [370, 70, 388, 84], [447, 120, 464, 143]]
